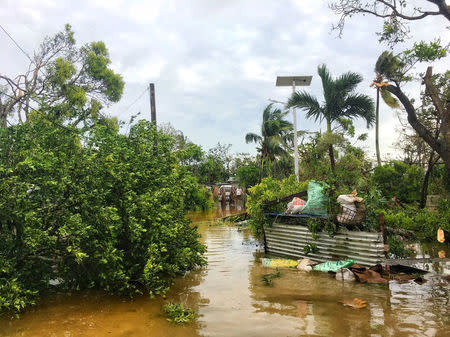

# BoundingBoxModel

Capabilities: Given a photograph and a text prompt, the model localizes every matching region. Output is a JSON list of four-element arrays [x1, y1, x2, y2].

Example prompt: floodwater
[[1, 203, 449, 337]]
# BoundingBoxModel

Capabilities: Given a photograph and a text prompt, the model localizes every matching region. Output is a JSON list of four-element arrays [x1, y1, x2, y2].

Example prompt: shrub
[[384, 199, 450, 241], [163, 302, 197, 324], [0, 117, 206, 314], [372, 161, 424, 203]]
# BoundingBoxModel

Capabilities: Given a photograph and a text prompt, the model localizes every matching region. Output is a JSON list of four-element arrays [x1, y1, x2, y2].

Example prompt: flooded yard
[[1, 204, 449, 337]]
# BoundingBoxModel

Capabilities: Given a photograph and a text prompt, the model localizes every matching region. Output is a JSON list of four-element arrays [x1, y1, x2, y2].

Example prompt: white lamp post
[[275, 76, 312, 182]]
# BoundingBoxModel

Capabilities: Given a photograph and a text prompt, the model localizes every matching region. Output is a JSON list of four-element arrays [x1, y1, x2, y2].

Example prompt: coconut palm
[[373, 52, 401, 166], [287, 64, 375, 172], [245, 104, 292, 172]]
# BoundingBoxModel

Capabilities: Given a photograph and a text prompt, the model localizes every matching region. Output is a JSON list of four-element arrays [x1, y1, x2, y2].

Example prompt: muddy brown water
[[1, 203, 449, 337]]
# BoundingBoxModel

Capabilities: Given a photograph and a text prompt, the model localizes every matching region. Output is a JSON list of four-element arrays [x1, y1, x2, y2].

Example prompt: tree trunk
[[375, 87, 381, 166], [419, 152, 438, 209], [326, 119, 336, 172], [386, 77, 450, 185]]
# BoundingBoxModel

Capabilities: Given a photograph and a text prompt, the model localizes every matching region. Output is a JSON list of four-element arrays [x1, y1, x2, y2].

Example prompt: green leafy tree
[[374, 42, 449, 184], [372, 160, 424, 202], [287, 64, 374, 172], [0, 24, 124, 127], [236, 164, 260, 190], [245, 104, 293, 174], [0, 116, 205, 314], [329, 0, 450, 46]]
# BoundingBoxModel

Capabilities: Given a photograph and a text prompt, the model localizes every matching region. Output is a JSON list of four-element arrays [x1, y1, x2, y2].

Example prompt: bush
[[0, 117, 206, 314], [384, 199, 450, 241], [246, 175, 308, 237], [372, 161, 424, 203], [163, 302, 197, 324]]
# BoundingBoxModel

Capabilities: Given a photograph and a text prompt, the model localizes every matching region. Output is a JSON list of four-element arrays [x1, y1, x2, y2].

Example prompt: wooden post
[[379, 212, 388, 257], [149, 83, 156, 124]]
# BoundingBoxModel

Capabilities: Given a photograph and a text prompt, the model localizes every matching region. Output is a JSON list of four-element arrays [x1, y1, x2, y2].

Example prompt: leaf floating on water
[[339, 298, 367, 309]]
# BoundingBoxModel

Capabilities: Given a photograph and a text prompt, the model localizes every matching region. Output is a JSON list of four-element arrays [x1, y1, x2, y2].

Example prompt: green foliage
[[246, 176, 308, 237], [372, 161, 424, 203], [0, 116, 206, 314], [303, 243, 318, 255], [376, 41, 447, 84], [403, 39, 447, 63], [386, 236, 413, 259], [0, 24, 124, 128], [236, 164, 260, 189], [245, 104, 293, 175], [384, 201, 450, 241], [261, 270, 281, 287], [162, 302, 197, 324], [360, 188, 387, 232]]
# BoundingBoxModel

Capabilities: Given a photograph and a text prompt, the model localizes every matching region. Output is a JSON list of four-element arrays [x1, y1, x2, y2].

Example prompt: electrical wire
[[0, 24, 33, 63], [122, 87, 148, 114]]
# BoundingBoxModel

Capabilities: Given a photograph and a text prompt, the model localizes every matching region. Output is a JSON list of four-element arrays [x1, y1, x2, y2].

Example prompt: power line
[[122, 87, 148, 114], [0, 24, 33, 63]]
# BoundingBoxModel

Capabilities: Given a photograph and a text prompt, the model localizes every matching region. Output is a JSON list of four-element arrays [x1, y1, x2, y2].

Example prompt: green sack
[[313, 259, 355, 272], [301, 180, 329, 216]]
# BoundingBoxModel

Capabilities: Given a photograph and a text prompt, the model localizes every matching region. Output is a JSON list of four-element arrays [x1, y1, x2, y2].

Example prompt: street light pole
[[275, 76, 312, 182], [292, 79, 298, 182]]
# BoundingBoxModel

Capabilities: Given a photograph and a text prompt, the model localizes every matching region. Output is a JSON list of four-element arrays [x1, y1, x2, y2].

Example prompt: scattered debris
[[335, 268, 356, 281], [260, 258, 298, 268], [261, 270, 281, 287], [313, 259, 355, 273], [297, 258, 317, 272], [292, 300, 308, 317], [437, 227, 449, 243], [339, 298, 367, 309]]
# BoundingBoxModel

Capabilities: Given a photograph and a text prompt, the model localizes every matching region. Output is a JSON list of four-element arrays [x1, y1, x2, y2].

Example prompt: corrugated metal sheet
[[264, 222, 385, 266]]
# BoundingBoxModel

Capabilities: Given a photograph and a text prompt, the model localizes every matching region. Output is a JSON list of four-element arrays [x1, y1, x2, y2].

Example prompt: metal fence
[[264, 222, 385, 266]]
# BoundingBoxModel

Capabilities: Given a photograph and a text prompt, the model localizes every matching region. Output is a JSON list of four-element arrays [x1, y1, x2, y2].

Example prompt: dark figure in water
[[229, 186, 236, 204], [220, 187, 226, 205]]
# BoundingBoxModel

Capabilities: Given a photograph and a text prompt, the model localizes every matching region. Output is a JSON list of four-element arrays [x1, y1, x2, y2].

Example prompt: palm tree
[[373, 52, 400, 166], [245, 104, 292, 173], [287, 64, 374, 172]]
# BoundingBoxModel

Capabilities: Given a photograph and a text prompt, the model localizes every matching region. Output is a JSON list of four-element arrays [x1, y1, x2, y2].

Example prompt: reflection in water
[[1, 203, 449, 337]]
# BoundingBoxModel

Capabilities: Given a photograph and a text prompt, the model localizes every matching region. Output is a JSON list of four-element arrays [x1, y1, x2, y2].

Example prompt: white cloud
[[1, 0, 448, 158]]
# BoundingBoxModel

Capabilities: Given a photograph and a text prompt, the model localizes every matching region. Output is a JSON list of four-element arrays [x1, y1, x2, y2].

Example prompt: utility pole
[[149, 83, 156, 124]]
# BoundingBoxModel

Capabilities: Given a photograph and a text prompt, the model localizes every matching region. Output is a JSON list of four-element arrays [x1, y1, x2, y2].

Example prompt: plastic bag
[[335, 268, 356, 281], [286, 197, 306, 214], [301, 180, 328, 216], [297, 258, 317, 272], [313, 259, 355, 272], [260, 258, 298, 268]]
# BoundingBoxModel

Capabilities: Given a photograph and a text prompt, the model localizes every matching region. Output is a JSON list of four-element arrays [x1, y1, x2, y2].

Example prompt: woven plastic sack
[[301, 180, 329, 216], [260, 258, 298, 268], [313, 259, 355, 272]]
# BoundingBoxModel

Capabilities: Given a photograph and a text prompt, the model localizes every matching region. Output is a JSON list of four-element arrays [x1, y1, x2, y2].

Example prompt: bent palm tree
[[373, 52, 401, 166], [287, 64, 374, 172], [245, 104, 292, 172]]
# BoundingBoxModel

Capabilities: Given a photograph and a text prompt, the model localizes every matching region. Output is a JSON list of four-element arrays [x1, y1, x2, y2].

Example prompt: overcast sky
[[1, 0, 449, 160]]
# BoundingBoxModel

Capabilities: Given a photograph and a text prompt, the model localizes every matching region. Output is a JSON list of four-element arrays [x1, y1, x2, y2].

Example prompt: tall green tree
[[0, 24, 124, 127], [287, 64, 374, 172], [245, 103, 293, 173]]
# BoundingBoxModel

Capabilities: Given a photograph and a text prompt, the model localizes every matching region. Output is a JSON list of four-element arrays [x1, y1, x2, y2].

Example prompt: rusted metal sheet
[[264, 222, 385, 266]]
